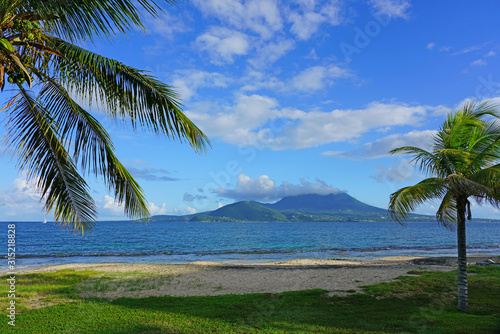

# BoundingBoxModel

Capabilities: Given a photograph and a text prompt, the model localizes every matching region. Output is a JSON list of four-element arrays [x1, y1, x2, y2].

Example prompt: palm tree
[[0, 0, 209, 234], [389, 100, 500, 312]]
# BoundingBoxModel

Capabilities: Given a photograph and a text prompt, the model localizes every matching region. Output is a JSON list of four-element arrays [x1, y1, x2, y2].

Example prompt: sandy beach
[[18, 255, 500, 300]]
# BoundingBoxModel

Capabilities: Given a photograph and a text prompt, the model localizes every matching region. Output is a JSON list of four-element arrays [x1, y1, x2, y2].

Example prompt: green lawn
[[1, 266, 499, 333]]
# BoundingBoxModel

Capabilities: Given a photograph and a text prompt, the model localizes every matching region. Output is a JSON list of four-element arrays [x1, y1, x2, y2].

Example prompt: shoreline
[[12, 255, 500, 299], [13, 254, 500, 272]]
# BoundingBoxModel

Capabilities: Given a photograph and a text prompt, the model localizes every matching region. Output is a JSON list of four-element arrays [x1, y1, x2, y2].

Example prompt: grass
[[0, 266, 499, 333]]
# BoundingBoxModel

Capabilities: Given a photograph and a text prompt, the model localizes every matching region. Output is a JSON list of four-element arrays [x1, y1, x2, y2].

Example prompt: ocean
[[3, 221, 500, 271]]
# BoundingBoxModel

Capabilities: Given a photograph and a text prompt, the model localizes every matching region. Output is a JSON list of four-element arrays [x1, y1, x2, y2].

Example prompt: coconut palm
[[0, 0, 209, 234], [388, 100, 500, 312]]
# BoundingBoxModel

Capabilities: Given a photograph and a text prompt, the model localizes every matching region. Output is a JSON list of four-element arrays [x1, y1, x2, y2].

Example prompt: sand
[[18, 255, 500, 299]]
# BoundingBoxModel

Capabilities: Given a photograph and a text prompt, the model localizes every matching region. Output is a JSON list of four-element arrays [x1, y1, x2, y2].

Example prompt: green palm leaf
[[13, 0, 178, 43], [388, 177, 446, 223], [390, 146, 440, 176], [5, 87, 96, 234], [1, 0, 208, 234], [435, 191, 456, 228], [35, 75, 150, 220], [50, 38, 209, 152]]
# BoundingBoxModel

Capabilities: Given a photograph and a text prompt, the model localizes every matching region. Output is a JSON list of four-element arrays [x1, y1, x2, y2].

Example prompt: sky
[[2, 0, 500, 221]]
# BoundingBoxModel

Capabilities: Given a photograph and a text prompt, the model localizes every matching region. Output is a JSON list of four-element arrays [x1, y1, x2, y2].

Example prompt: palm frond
[[389, 177, 446, 224], [34, 74, 151, 220], [469, 165, 500, 208], [462, 100, 500, 120], [468, 120, 500, 168], [5, 86, 96, 234], [444, 174, 492, 198], [389, 146, 439, 176], [15, 0, 177, 43], [435, 191, 457, 229], [49, 38, 210, 153]]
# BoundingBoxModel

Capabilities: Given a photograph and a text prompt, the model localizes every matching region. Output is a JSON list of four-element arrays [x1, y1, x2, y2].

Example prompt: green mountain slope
[[148, 193, 439, 222], [193, 201, 287, 222], [264, 193, 387, 214]]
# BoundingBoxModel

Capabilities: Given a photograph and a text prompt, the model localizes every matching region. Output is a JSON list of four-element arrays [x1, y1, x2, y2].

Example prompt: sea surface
[[3, 221, 500, 271]]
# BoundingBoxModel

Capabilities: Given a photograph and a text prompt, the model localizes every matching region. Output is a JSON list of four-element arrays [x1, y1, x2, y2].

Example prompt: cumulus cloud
[[248, 38, 296, 68], [322, 130, 436, 160], [187, 94, 281, 147], [291, 65, 352, 92], [101, 195, 124, 215], [371, 159, 420, 183], [287, 1, 342, 40], [196, 27, 251, 64], [192, 0, 283, 39], [369, 0, 411, 19], [184, 206, 197, 215], [217, 173, 342, 202], [0, 177, 46, 219], [144, 10, 191, 39], [187, 97, 436, 150], [99, 197, 168, 217], [241, 62, 353, 93], [171, 70, 231, 100], [265, 101, 430, 150], [148, 202, 168, 215]]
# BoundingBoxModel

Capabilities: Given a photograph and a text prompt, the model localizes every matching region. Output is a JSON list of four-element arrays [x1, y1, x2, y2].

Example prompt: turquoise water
[[3, 221, 500, 270]]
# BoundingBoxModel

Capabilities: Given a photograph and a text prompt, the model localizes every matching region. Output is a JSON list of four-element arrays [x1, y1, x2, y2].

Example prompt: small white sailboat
[[42, 219, 47, 224]]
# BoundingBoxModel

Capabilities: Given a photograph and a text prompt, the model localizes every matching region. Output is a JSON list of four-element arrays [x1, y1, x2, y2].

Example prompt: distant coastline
[[144, 193, 500, 223]]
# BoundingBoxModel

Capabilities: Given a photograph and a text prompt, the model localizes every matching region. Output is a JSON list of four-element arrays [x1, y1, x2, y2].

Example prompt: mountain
[[264, 193, 387, 214], [195, 201, 288, 222], [148, 193, 437, 222]]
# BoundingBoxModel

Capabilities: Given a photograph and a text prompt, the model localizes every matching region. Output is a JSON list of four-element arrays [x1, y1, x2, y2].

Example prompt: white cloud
[[186, 94, 281, 146], [291, 65, 352, 92], [322, 130, 437, 159], [187, 97, 435, 150], [452, 43, 488, 56], [266, 102, 429, 150], [426, 42, 435, 50], [471, 59, 487, 67], [485, 50, 496, 58], [248, 38, 296, 68], [148, 202, 168, 215], [171, 69, 231, 100], [217, 173, 342, 202], [371, 159, 420, 183], [192, 0, 283, 39], [184, 206, 197, 214], [240, 71, 286, 92], [241, 63, 353, 93], [369, 0, 411, 19], [102, 195, 124, 215], [219, 174, 276, 201], [144, 10, 191, 39], [287, 1, 342, 40], [196, 27, 251, 64], [0, 177, 46, 219]]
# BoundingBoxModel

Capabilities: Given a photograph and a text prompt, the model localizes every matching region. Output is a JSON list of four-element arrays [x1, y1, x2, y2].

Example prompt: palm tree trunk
[[456, 196, 468, 312]]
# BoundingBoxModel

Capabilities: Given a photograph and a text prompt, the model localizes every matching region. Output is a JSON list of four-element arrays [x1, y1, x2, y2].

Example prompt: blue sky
[[2, 0, 500, 221]]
